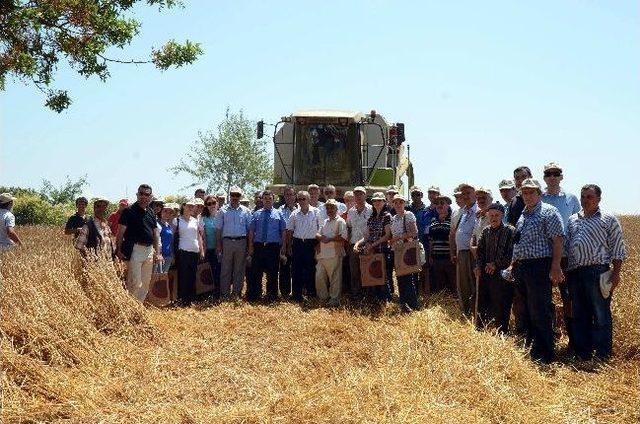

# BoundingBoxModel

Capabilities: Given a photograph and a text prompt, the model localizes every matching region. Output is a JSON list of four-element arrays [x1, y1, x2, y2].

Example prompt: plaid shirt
[[512, 201, 564, 260], [566, 209, 627, 270]]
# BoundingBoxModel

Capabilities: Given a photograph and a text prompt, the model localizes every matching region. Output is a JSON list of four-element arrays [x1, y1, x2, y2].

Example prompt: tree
[[172, 109, 272, 197], [1, 0, 203, 112], [41, 175, 88, 205]]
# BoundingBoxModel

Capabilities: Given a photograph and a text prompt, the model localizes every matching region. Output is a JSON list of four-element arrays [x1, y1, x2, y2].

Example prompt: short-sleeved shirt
[[566, 209, 627, 270], [455, 203, 479, 252], [202, 215, 217, 250], [428, 217, 451, 259], [250, 207, 286, 244], [159, 221, 174, 258], [0, 208, 16, 248], [215, 204, 252, 238], [366, 210, 391, 253], [279, 204, 297, 224], [542, 190, 581, 231], [176, 216, 200, 253], [107, 211, 122, 236], [287, 207, 321, 240], [390, 211, 417, 238], [317, 216, 348, 259], [65, 213, 87, 232], [347, 204, 373, 244], [118, 202, 157, 245], [512, 201, 564, 260]]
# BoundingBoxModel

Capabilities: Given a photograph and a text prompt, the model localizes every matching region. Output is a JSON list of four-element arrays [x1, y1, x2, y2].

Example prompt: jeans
[[513, 258, 555, 363], [567, 264, 613, 360], [205, 249, 221, 298], [397, 272, 419, 311]]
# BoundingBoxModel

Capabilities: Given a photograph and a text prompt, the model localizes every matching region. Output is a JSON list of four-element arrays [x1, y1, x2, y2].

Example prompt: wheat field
[[1, 218, 639, 423]]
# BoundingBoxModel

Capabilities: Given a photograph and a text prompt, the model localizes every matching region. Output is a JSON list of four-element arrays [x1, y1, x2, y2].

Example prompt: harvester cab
[[257, 110, 414, 198]]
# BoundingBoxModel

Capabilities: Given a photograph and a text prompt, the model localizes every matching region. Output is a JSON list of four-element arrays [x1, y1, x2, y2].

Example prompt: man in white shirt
[[346, 186, 372, 298], [285, 190, 321, 301], [315, 200, 348, 307]]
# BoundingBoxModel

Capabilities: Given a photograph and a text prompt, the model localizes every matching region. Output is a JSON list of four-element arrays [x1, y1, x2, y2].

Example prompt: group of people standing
[[0, 160, 625, 364]]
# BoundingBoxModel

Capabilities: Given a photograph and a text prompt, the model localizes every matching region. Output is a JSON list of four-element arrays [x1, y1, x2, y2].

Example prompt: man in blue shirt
[[216, 186, 253, 299], [278, 186, 298, 298], [247, 190, 287, 302], [507, 178, 564, 363], [540, 162, 581, 352]]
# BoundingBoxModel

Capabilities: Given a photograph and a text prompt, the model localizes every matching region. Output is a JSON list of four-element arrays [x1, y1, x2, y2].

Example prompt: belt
[[293, 237, 317, 242], [254, 241, 281, 246], [223, 236, 246, 241]]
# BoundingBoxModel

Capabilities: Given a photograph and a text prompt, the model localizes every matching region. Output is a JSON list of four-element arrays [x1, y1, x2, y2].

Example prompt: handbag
[[145, 272, 172, 306], [360, 252, 386, 286], [393, 214, 426, 277]]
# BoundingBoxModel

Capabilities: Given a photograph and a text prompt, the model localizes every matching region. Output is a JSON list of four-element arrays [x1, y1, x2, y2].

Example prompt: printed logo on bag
[[198, 267, 213, 286], [369, 259, 383, 279], [403, 247, 418, 266]]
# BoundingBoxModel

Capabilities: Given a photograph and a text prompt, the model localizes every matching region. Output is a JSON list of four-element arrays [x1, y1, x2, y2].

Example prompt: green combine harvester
[[257, 109, 414, 198]]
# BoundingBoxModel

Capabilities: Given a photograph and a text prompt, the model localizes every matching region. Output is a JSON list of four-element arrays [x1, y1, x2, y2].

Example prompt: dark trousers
[[348, 245, 362, 297], [292, 238, 317, 300], [279, 252, 292, 297], [568, 264, 613, 360], [477, 271, 514, 333], [248, 242, 281, 300], [513, 258, 555, 363], [431, 257, 456, 294], [205, 249, 221, 298], [341, 245, 351, 294], [397, 272, 419, 311], [177, 250, 199, 305]]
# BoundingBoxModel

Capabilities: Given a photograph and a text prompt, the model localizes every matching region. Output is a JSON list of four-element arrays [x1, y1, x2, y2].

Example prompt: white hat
[[499, 179, 515, 190], [427, 185, 440, 193], [521, 178, 542, 191], [353, 186, 366, 194], [185, 198, 198, 206], [229, 186, 243, 195], [193, 198, 205, 206], [216, 190, 227, 198]]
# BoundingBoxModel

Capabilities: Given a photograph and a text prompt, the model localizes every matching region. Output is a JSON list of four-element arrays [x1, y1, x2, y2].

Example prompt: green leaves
[[172, 109, 272, 196], [1, 0, 203, 112], [152, 39, 203, 70]]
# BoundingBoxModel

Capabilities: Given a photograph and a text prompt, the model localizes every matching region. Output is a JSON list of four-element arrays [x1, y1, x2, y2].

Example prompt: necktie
[[262, 209, 269, 243]]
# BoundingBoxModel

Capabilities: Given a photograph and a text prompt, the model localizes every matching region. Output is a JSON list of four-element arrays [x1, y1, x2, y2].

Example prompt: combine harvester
[[257, 109, 414, 198]]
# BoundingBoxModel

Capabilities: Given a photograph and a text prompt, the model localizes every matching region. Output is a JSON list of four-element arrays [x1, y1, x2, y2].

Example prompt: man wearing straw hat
[[0, 193, 22, 250], [75, 197, 115, 261], [216, 186, 252, 299]]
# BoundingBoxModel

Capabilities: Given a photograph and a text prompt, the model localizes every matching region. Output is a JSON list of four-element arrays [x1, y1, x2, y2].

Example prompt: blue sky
[[2, 1, 638, 213]]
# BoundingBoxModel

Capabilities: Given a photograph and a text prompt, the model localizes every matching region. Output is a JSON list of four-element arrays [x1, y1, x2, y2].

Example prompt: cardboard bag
[[394, 240, 422, 277], [146, 272, 173, 306], [195, 260, 214, 295], [360, 253, 386, 287]]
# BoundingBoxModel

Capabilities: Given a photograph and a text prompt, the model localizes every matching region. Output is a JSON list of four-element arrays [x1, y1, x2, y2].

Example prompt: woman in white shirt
[[389, 194, 420, 312], [176, 199, 205, 305]]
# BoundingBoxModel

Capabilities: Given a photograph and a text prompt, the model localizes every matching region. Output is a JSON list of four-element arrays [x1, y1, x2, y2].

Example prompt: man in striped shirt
[[566, 184, 627, 360]]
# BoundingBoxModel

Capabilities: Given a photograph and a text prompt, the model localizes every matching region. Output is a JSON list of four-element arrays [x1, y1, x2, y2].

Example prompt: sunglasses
[[137, 192, 151, 197], [297, 198, 308, 201], [544, 171, 562, 177], [206, 202, 216, 206], [230, 193, 241, 198]]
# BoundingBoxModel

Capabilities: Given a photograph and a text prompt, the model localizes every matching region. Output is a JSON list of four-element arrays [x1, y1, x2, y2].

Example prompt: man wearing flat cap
[[452, 183, 478, 316], [506, 178, 564, 363], [474, 202, 516, 333]]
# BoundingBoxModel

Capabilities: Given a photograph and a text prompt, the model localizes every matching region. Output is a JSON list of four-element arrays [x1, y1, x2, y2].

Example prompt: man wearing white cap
[[0, 193, 22, 250], [384, 185, 399, 216], [215, 186, 253, 298]]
